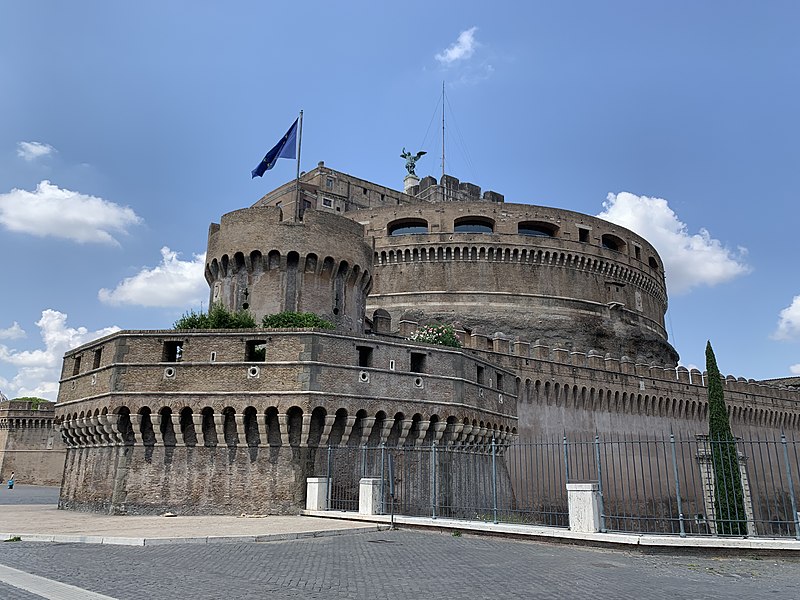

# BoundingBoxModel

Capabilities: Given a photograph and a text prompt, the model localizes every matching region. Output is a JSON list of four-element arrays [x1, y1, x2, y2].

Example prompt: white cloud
[[772, 295, 800, 341], [790, 364, 800, 375], [98, 246, 207, 308], [0, 180, 142, 245], [0, 310, 120, 401], [0, 322, 26, 340], [598, 192, 750, 295], [435, 27, 478, 65], [17, 141, 55, 161]]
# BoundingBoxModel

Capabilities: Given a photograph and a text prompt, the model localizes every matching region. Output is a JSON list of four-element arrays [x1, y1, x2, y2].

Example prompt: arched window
[[454, 217, 494, 233], [388, 218, 428, 236], [518, 221, 558, 237], [601, 234, 626, 253]]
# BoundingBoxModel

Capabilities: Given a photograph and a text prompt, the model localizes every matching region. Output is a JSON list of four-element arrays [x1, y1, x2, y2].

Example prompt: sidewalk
[[0, 486, 384, 546]]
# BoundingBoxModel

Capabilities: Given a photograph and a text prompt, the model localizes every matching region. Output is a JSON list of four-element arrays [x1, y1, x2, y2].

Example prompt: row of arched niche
[[59, 406, 518, 449]]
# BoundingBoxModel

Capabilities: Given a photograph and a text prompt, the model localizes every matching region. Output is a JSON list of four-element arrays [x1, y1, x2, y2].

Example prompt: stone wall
[[0, 400, 66, 486]]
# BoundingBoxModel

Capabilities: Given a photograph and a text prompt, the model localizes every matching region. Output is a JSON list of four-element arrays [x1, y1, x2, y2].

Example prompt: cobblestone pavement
[[0, 529, 798, 599]]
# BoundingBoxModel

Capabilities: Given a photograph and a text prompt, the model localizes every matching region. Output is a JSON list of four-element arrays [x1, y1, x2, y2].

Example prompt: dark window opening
[[92, 348, 102, 370], [634, 246, 642, 260], [246, 340, 266, 362], [477, 365, 485, 384], [326, 177, 334, 189], [578, 228, 590, 243], [648, 256, 659, 269], [410, 352, 426, 373], [601, 234, 625, 252], [496, 372, 503, 391], [163, 341, 184, 362], [357, 346, 373, 368], [454, 217, 494, 234], [322, 197, 333, 208], [518, 222, 557, 237], [362, 187, 368, 195], [72, 355, 82, 376], [388, 219, 428, 236]]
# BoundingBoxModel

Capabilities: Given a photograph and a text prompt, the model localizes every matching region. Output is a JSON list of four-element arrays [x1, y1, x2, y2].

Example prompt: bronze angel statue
[[401, 148, 426, 176]]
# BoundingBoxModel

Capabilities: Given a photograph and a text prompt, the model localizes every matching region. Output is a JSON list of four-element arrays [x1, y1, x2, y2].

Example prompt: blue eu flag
[[251, 118, 299, 178]]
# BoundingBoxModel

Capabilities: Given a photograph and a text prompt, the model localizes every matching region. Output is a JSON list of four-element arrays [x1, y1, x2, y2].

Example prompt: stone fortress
[[54, 163, 800, 515]]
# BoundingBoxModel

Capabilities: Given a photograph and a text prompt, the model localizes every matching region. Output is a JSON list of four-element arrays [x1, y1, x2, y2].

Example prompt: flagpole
[[295, 110, 304, 221]]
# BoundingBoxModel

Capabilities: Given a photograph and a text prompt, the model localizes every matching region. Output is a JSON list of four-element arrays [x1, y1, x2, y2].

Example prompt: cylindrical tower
[[352, 202, 678, 365], [205, 207, 373, 332]]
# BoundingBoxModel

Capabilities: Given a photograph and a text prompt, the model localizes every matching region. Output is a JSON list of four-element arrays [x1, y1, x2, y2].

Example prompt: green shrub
[[408, 323, 462, 348], [174, 303, 256, 330], [262, 311, 335, 329], [12, 396, 47, 409]]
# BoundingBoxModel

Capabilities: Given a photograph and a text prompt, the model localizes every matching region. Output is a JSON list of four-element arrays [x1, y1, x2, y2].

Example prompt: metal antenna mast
[[441, 81, 446, 183]]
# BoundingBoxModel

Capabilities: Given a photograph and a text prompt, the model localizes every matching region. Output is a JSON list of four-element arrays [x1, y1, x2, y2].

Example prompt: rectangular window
[[477, 365, 485, 384], [495, 372, 503, 392], [326, 177, 334, 189], [410, 352, 426, 373], [578, 228, 590, 243], [634, 245, 642, 260], [246, 340, 267, 362], [92, 348, 102, 370], [163, 341, 184, 362], [357, 346, 373, 368], [72, 355, 82, 376], [362, 187, 368, 195], [322, 197, 333, 208]]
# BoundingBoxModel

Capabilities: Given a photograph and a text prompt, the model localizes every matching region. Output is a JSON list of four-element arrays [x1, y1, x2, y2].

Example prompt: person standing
[[7, 472, 14, 490]]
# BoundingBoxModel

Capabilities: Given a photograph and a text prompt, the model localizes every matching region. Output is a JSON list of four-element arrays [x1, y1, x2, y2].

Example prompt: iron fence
[[324, 433, 800, 539]]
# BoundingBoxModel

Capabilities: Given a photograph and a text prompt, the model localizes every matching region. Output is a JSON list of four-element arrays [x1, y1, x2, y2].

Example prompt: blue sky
[[1, 1, 799, 400]]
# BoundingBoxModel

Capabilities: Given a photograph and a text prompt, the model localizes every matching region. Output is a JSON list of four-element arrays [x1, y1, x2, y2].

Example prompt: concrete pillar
[[101, 414, 122, 446], [131, 414, 144, 446], [306, 477, 329, 511], [378, 419, 393, 445], [359, 478, 383, 515], [567, 482, 602, 533]]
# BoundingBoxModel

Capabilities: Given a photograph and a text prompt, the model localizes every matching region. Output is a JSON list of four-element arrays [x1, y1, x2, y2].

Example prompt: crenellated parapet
[[395, 318, 800, 431]]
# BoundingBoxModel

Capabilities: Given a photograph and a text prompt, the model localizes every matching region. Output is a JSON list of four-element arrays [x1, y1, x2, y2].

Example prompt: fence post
[[362, 444, 367, 478], [431, 441, 438, 519], [492, 437, 498, 524], [594, 434, 606, 533], [380, 442, 386, 515], [562, 434, 570, 483], [780, 433, 800, 541], [326, 445, 333, 510], [670, 433, 686, 538]]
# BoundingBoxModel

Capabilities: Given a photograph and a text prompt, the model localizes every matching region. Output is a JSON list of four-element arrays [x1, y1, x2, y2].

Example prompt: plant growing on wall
[[706, 341, 747, 536], [174, 303, 256, 330], [12, 396, 47, 409], [262, 311, 335, 329], [409, 323, 462, 348]]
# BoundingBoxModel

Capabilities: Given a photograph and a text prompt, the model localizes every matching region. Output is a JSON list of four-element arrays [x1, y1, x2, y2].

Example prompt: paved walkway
[[1, 486, 800, 599], [0, 486, 381, 546]]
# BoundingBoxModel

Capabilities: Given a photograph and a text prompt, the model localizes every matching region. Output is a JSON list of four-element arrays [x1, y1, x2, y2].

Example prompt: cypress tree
[[706, 341, 747, 535]]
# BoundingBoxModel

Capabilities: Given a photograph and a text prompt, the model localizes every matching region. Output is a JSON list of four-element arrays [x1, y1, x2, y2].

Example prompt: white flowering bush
[[408, 323, 462, 348]]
